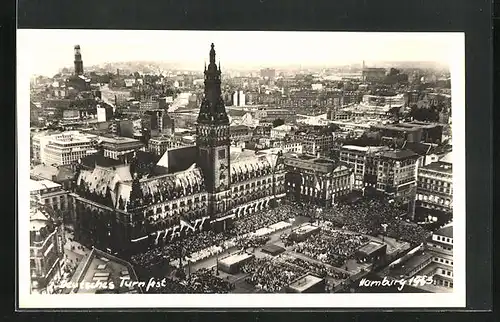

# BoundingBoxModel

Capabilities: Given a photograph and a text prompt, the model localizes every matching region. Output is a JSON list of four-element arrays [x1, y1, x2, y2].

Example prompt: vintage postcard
[[17, 30, 465, 308]]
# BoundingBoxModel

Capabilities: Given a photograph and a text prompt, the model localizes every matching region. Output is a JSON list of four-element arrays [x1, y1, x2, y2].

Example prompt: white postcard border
[[17, 30, 466, 309]]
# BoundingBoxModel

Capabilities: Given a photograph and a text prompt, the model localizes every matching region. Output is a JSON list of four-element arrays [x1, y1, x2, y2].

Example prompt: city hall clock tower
[[196, 43, 231, 218]]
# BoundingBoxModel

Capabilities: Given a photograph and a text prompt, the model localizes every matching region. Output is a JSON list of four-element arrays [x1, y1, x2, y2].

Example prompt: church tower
[[196, 43, 231, 218], [74, 45, 84, 76]]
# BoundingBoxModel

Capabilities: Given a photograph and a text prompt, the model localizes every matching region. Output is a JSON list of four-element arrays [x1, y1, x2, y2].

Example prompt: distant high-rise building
[[232, 90, 246, 107]]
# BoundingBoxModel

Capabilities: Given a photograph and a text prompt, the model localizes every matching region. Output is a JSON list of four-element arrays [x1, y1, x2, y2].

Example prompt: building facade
[[148, 137, 172, 157], [271, 141, 303, 154], [99, 136, 145, 160], [37, 131, 97, 166], [30, 178, 73, 223], [371, 122, 443, 144], [362, 67, 386, 82], [230, 148, 286, 217], [284, 154, 353, 208], [230, 125, 252, 142], [254, 108, 296, 123], [270, 124, 295, 139], [30, 204, 65, 294], [339, 145, 389, 190], [364, 150, 419, 212], [294, 130, 334, 157], [426, 226, 454, 289], [416, 160, 453, 213]]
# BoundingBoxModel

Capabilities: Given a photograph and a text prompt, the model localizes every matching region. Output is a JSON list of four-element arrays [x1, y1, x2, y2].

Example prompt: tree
[[272, 118, 285, 128]]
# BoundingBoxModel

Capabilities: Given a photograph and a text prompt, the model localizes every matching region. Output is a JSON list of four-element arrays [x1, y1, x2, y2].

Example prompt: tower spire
[[197, 43, 228, 124], [74, 45, 84, 76], [209, 43, 216, 64], [195, 43, 231, 218]]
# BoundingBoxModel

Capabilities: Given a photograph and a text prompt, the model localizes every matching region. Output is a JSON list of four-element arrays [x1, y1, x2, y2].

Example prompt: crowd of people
[[235, 235, 269, 249], [130, 230, 233, 269], [280, 256, 349, 280], [292, 231, 369, 268], [240, 258, 305, 293], [130, 205, 298, 270], [130, 197, 429, 290], [311, 199, 429, 245], [186, 268, 234, 293], [230, 206, 295, 236]]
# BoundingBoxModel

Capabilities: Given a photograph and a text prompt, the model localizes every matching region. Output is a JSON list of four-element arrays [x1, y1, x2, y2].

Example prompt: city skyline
[[18, 30, 460, 77]]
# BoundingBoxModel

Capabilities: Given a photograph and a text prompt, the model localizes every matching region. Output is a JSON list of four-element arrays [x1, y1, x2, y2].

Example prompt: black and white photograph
[[17, 30, 465, 308]]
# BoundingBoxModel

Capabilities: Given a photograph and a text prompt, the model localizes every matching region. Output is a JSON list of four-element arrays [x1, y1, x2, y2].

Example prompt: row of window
[[417, 184, 452, 194], [419, 171, 452, 180], [434, 279, 453, 288], [418, 178, 451, 187], [419, 202, 453, 212], [435, 235, 453, 244], [232, 178, 273, 192], [433, 257, 453, 266], [417, 194, 452, 205], [148, 195, 208, 214], [439, 268, 453, 277]]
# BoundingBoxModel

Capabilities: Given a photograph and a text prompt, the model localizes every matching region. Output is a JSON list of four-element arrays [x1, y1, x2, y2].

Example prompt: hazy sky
[[17, 30, 462, 76]]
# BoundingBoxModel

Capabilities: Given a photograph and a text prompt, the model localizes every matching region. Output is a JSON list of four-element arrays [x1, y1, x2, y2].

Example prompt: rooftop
[[157, 146, 197, 173], [429, 144, 453, 156], [389, 252, 432, 278], [371, 123, 421, 131], [98, 135, 143, 144], [402, 142, 433, 156], [230, 124, 250, 131], [30, 209, 50, 231], [230, 148, 258, 162], [357, 241, 386, 256], [434, 225, 453, 238], [288, 274, 324, 292], [421, 161, 453, 174], [30, 179, 61, 192], [80, 151, 123, 169], [261, 244, 286, 255], [218, 252, 253, 266], [69, 248, 141, 294], [292, 223, 320, 235], [273, 124, 295, 131], [342, 145, 370, 152], [30, 164, 58, 180], [378, 149, 418, 160]]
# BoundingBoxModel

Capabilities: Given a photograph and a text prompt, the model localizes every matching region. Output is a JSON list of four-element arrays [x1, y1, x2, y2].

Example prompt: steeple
[[74, 45, 84, 76], [197, 43, 229, 124], [195, 43, 231, 211]]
